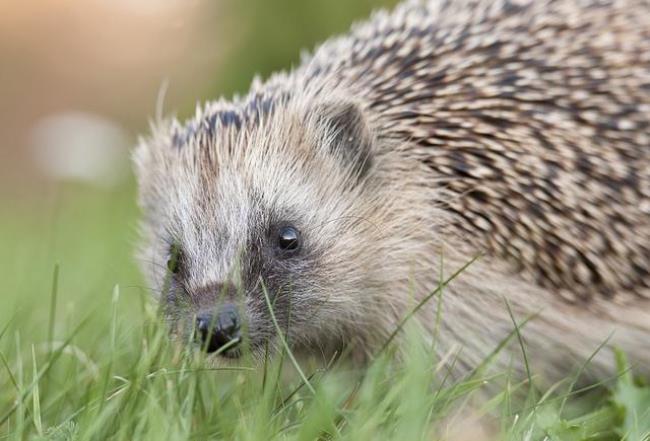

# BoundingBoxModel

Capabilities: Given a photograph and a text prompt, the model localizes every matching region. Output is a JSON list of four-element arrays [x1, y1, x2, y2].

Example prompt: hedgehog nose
[[195, 304, 241, 354]]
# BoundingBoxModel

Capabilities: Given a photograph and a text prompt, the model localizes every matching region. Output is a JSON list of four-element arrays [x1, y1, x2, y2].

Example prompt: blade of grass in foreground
[[505, 299, 536, 404], [0, 317, 15, 343], [0, 315, 92, 427], [47, 264, 59, 354], [261, 283, 315, 395], [31, 346, 43, 436]]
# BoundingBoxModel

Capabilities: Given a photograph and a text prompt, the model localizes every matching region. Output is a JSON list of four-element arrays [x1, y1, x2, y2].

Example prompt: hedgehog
[[134, 0, 650, 379]]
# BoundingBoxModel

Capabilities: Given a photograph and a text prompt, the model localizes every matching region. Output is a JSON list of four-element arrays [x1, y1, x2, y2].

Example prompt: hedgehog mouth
[[199, 336, 242, 358], [213, 346, 242, 359]]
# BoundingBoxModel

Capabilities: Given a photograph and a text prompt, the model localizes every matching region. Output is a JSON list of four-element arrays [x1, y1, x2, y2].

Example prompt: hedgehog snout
[[195, 303, 242, 357]]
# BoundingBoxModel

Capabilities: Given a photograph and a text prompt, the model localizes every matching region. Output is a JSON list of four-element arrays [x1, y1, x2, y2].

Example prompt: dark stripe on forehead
[[172, 119, 200, 149], [172, 109, 245, 149], [204, 111, 242, 139], [171, 91, 292, 149]]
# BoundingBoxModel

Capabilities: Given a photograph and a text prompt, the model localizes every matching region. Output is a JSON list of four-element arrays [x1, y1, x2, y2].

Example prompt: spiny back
[[298, 0, 650, 301]]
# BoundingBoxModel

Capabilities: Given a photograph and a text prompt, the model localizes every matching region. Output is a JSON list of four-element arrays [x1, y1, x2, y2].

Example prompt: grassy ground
[[1, 182, 649, 440]]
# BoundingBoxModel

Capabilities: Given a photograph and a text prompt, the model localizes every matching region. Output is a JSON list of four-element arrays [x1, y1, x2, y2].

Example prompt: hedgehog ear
[[313, 101, 374, 180]]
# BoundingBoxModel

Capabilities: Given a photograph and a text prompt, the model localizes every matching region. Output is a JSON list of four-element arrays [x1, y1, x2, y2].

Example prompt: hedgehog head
[[134, 90, 435, 361]]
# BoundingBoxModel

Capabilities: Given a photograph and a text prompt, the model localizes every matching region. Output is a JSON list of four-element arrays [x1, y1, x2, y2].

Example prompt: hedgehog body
[[135, 0, 650, 378]]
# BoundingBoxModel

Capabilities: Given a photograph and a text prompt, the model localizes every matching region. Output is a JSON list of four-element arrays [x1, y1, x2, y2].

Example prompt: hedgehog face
[[133, 96, 423, 361]]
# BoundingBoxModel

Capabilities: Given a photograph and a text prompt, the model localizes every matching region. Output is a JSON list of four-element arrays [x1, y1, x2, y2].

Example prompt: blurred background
[[0, 0, 396, 339]]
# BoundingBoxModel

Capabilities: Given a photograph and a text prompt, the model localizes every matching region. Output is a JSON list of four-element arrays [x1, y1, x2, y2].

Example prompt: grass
[[1, 182, 649, 441]]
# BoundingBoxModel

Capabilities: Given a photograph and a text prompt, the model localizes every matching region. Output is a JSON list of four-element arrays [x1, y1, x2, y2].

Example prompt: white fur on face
[[134, 92, 442, 355]]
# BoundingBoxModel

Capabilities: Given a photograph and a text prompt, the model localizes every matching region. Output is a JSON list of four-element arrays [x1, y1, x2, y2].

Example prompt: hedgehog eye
[[277, 225, 301, 255], [167, 243, 183, 274]]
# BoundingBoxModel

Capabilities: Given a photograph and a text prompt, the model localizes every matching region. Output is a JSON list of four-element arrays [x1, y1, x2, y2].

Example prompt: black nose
[[195, 304, 242, 355]]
